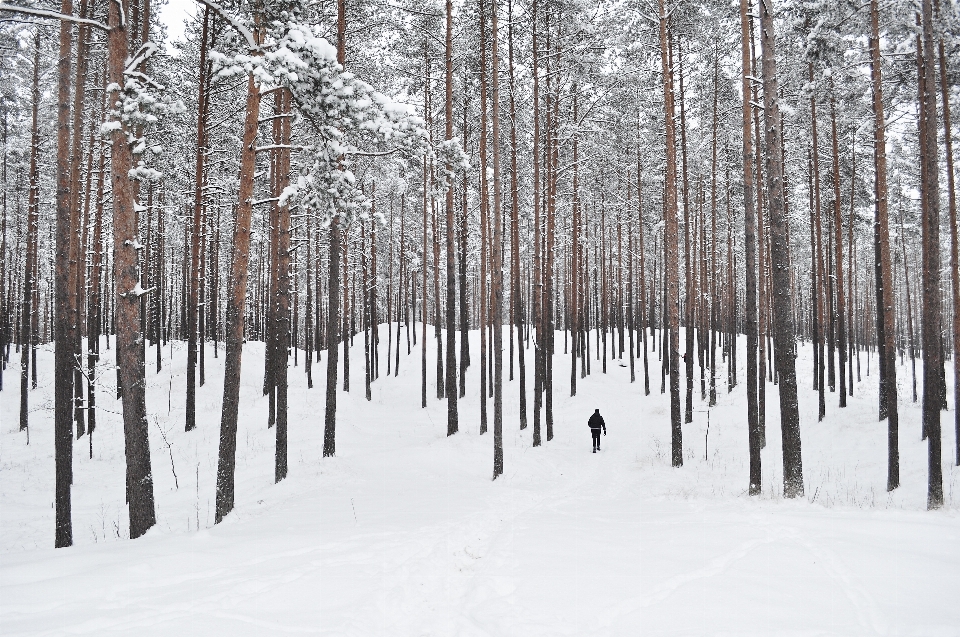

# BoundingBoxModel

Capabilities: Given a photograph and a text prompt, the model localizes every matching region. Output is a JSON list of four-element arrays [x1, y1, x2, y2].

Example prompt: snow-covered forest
[[1, 0, 959, 633]]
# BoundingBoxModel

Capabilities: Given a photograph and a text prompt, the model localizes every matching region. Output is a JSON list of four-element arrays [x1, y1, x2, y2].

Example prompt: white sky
[[157, 0, 196, 48]]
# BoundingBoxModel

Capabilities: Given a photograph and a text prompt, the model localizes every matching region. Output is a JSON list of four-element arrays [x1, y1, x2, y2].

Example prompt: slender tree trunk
[[20, 35, 40, 435], [508, 0, 526, 428], [53, 0, 76, 548], [639, 161, 650, 396], [274, 88, 291, 481], [918, 0, 943, 507], [677, 37, 694, 425], [216, 10, 263, 519], [88, 138, 105, 458], [531, 0, 542, 446], [934, 0, 959, 466], [709, 51, 719, 407], [570, 86, 580, 396], [69, 0, 91, 440], [659, 0, 682, 467], [830, 90, 847, 406], [759, 0, 803, 498], [740, 0, 760, 492], [492, 0, 505, 478], [479, 2, 489, 432], [109, 0, 157, 537], [442, 0, 457, 436], [186, 7, 210, 432], [810, 66, 827, 421]]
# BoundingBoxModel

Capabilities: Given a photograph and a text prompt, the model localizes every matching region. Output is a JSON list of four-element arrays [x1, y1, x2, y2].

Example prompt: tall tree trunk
[[810, 65, 827, 421], [677, 36, 694, 425], [479, 1, 489, 433], [69, 0, 91, 439], [492, 0, 505, 478], [21, 34, 40, 435], [438, 0, 460, 436], [54, 0, 76, 548], [531, 0, 542, 446], [739, 0, 760, 492], [934, 0, 959, 466], [759, 0, 803, 498], [918, 0, 943, 508], [88, 137, 106, 458], [274, 88, 291, 482], [187, 7, 210, 432], [709, 50, 719, 408], [570, 85, 580, 396], [109, 0, 157, 538], [508, 0, 526, 429], [216, 10, 263, 519], [830, 90, 847, 406], [659, 0, 682, 467]]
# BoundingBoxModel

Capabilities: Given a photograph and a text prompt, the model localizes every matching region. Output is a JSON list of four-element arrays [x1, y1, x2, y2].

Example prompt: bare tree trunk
[[759, 0, 803, 498], [638, 159, 650, 395], [659, 0, 682, 467], [459, 102, 470, 396], [69, 0, 91, 440], [306, 196, 314, 388], [187, 7, 210, 432], [492, 0, 505, 478], [20, 34, 40, 435], [88, 137, 106, 458], [53, 0, 76, 548], [739, 0, 760, 492], [810, 65, 827, 421], [918, 0, 943, 508], [109, 0, 156, 537], [934, 0, 959, 466], [274, 88, 291, 482], [508, 0, 526, 429], [677, 36, 694, 426], [216, 10, 262, 519], [570, 85, 580, 396], [531, 0, 542, 446], [442, 0, 456, 435], [709, 50, 719, 407], [479, 1, 489, 432], [830, 90, 847, 406]]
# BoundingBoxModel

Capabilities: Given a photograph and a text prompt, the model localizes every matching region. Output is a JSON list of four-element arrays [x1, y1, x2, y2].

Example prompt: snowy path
[[2, 331, 960, 635]]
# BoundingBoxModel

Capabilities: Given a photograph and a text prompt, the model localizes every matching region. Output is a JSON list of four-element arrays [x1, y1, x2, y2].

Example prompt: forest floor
[[2, 328, 959, 635]]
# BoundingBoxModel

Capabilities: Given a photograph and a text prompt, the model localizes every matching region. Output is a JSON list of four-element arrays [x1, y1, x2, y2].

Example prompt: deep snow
[[2, 328, 959, 636]]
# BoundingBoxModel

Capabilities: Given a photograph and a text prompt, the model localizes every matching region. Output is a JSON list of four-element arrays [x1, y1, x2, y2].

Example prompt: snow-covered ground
[[2, 328, 959, 635]]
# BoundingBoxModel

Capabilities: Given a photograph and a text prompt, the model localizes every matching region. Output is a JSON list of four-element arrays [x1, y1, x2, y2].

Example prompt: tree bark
[[54, 0, 76, 548], [759, 0, 803, 498], [740, 0, 760, 492], [442, 0, 457, 434], [216, 10, 262, 519], [109, 0, 157, 538], [918, 0, 943, 508], [492, 0, 504, 478], [659, 0, 682, 467], [187, 7, 210, 432]]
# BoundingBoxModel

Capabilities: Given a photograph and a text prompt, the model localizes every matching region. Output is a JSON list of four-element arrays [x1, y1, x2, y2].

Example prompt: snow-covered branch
[[0, 2, 109, 30]]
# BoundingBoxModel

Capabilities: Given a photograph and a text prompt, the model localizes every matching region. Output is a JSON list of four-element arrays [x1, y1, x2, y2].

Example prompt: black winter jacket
[[588, 412, 606, 433]]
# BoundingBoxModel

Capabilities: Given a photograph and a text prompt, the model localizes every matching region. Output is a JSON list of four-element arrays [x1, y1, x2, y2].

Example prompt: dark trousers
[[591, 429, 601, 450]]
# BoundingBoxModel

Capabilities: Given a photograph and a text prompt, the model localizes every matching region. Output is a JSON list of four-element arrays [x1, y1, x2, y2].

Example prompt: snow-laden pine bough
[[202, 4, 468, 523]]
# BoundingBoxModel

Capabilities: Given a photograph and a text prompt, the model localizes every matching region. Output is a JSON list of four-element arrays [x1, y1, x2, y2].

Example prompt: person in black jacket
[[588, 409, 606, 452]]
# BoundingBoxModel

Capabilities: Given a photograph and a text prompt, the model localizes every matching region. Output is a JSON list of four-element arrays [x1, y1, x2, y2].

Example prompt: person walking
[[588, 409, 606, 453]]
